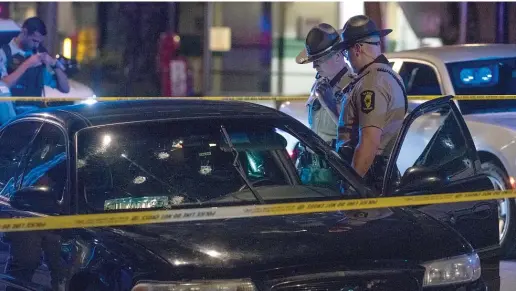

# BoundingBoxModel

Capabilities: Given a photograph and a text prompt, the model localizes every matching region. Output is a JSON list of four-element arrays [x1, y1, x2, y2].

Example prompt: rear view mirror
[[11, 186, 60, 214]]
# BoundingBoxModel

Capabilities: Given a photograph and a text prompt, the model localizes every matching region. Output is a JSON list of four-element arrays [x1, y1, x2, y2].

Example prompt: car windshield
[[446, 57, 516, 114], [77, 118, 348, 213]]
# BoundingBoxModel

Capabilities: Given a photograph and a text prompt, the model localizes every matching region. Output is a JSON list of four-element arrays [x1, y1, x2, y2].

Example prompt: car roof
[[0, 19, 21, 32], [385, 44, 516, 64], [15, 99, 287, 134]]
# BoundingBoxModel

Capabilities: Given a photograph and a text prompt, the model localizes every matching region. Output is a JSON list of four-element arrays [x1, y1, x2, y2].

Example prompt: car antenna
[[220, 125, 266, 204]]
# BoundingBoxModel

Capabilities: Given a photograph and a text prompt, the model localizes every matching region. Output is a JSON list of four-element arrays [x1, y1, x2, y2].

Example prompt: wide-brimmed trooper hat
[[296, 23, 344, 64], [340, 15, 392, 49]]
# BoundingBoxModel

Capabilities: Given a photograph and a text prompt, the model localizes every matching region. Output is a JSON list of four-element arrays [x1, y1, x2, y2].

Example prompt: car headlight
[[131, 279, 256, 291], [422, 253, 481, 287]]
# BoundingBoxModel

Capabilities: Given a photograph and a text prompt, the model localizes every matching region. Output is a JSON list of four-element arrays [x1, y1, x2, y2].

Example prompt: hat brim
[[295, 43, 344, 65], [340, 28, 393, 49]]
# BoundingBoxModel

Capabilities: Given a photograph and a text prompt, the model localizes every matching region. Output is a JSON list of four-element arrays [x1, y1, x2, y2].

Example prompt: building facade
[[1, 2, 512, 97]]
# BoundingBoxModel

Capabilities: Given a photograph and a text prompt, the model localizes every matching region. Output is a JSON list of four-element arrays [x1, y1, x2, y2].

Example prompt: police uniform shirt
[[0, 39, 58, 89], [339, 55, 407, 156], [308, 72, 354, 143]]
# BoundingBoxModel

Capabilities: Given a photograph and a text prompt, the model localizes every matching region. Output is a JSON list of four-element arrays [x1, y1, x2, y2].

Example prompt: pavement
[[501, 261, 516, 291]]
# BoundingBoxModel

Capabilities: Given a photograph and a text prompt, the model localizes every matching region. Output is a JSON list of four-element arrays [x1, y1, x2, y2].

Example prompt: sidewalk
[[501, 261, 516, 291]]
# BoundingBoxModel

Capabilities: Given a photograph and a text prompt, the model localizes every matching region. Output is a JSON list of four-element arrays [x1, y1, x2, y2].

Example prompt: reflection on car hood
[[465, 113, 516, 131], [43, 79, 94, 98], [106, 207, 470, 272]]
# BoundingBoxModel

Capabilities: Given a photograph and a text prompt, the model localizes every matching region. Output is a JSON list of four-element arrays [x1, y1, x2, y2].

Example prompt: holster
[[334, 139, 356, 165], [364, 155, 401, 193]]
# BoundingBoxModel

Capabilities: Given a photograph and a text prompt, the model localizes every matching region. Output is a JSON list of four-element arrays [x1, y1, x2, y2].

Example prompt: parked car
[[276, 44, 516, 257], [0, 98, 499, 290]]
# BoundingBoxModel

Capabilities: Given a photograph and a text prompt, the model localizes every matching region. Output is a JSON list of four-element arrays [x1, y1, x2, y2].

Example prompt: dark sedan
[[0, 97, 501, 290]]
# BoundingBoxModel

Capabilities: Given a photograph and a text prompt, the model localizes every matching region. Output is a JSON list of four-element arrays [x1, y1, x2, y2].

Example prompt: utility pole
[[458, 2, 468, 44], [169, 2, 179, 33], [38, 2, 58, 54], [495, 2, 509, 43], [202, 2, 213, 96], [277, 2, 286, 97]]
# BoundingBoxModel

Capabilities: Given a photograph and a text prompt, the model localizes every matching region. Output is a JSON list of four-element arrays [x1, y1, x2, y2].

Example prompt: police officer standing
[[0, 17, 70, 114], [293, 23, 355, 187], [337, 15, 407, 192], [296, 23, 355, 144]]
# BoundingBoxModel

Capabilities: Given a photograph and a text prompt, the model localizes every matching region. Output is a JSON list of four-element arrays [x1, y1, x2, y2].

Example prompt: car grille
[[268, 271, 423, 291]]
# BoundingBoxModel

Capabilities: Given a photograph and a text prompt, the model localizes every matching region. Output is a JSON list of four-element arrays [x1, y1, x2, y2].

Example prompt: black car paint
[[0, 99, 500, 291]]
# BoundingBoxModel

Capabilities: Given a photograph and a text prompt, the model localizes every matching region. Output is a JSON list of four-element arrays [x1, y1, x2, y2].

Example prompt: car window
[[390, 103, 476, 192], [76, 119, 349, 213], [398, 62, 442, 95], [21, 123, 67, 200], [279, 130, 348, 194], [0, 121, 42, 197]]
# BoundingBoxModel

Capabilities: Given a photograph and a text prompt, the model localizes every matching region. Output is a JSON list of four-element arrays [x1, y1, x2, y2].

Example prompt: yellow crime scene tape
[[0, 189, 514, 232], [3, 94, 516, 102]]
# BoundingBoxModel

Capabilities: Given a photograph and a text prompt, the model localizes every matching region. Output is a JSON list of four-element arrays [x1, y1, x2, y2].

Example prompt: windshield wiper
[[220, 125, 265, 204]]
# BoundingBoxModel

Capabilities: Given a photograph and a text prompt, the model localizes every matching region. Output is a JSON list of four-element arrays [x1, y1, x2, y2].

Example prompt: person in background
[[0, 16, 69, 114], [0, 81, 16, 124]]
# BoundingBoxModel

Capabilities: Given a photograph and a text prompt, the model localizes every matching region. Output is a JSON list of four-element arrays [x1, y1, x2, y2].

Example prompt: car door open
[[383, 96, 499, 254]]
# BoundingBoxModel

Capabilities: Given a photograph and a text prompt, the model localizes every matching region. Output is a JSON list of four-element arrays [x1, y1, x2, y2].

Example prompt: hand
[[24, 54, 43, 68], [315, 78, 333, 98], [40, 53, 56, 67]]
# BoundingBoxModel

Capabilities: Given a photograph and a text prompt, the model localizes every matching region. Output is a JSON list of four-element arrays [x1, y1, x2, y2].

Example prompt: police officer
[[293, 23, 355, 187], [296, 23, 355, 144], [337, 15, 407, 192], [0, 17, 70, 114]]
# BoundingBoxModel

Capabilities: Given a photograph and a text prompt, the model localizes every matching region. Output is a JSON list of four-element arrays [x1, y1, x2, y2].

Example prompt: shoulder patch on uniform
[[360, 90, 375, 114]]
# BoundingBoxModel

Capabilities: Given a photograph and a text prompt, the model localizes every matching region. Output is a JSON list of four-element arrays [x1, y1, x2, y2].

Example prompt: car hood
[[107, 207, 470, 271], [465, 112, 516, 131]]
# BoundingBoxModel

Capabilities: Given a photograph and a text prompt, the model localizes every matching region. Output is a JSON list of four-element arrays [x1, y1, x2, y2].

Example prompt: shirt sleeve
[[43, 67, 58, 89], [355, 74, 390, 131]]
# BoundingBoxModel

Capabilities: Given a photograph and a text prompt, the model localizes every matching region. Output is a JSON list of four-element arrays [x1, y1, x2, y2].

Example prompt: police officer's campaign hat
[[340, 15, 392, 48], [296, 23, 344, 64]]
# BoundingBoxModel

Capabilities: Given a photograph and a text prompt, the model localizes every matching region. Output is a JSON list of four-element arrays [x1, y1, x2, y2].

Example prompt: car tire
[[481, 161, 516, 258]]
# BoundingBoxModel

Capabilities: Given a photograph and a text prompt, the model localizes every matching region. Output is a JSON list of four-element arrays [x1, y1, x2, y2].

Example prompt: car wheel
[[481, 161, 516, 258], [84, 283, 102, 291]]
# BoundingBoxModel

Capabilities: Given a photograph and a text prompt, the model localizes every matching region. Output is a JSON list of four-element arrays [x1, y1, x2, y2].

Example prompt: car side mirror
[[395, 166, 447, 194], [11, 186, 60, 214]]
